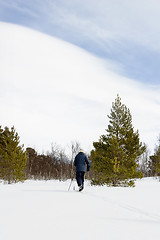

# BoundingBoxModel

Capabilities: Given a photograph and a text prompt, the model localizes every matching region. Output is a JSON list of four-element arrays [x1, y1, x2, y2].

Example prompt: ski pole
[[68, 178, 73, 191], [68, 142, 78, 191], [68, 159, 74, 191]]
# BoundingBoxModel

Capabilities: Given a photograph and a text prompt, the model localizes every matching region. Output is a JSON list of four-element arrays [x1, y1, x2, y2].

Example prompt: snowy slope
[[0, 178, 160, 240], [0, 22, 160, 153]]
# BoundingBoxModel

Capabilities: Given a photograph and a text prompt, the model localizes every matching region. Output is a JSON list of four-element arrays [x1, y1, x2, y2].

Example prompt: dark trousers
[[76, 171, 85, 187]]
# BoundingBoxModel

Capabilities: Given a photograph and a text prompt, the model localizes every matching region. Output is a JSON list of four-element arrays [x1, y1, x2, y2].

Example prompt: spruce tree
[[91, 95, 145, 186], [0, 126, 27, 183], [149, 136, 160, 177]]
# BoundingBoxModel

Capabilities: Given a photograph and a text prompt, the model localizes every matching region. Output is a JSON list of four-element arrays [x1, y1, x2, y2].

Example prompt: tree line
[[0, 128, 79, 183], [0, 95, 160, 186]]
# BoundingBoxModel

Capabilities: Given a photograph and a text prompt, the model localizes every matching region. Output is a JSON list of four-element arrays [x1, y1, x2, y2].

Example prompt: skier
[[74, 149, 90, 191]]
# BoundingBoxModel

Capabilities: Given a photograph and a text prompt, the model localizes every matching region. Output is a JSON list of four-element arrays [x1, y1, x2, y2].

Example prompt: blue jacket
[[74, 152, 90, 172]]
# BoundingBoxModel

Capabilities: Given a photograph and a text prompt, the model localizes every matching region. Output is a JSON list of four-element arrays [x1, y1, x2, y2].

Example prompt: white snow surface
[[0, 178, 160, 240]]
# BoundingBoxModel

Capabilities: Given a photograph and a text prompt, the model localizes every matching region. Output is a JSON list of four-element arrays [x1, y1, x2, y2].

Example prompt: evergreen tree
[[0, 126, 27, 183], [91, 95, 145, 186], [148, 136, 160, 177]]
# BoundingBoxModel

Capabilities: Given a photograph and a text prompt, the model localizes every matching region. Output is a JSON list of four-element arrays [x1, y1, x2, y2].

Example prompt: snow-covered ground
[[0, 178, 160, 240]]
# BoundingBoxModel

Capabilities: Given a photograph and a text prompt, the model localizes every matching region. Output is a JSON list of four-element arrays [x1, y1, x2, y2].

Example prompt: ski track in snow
[[85, 191, 160, 223]]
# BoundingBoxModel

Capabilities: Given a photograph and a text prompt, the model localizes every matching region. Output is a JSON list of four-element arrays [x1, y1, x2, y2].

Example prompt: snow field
[[0, 178, 160, 240]]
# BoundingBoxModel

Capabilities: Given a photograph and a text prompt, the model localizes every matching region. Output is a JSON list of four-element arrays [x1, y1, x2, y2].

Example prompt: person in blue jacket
[[74, 149, 90, 191]]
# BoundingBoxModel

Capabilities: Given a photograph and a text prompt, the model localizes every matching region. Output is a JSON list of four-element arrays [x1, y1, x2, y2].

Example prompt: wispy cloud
[[0, 0, 39, 18], [2, 0, 160, 51], [1, 0, 160, 84], [41, 0, 160, 51]]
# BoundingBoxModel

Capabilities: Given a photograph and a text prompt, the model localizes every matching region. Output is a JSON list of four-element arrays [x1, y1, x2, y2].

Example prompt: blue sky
[[0, 0, 160, 85]]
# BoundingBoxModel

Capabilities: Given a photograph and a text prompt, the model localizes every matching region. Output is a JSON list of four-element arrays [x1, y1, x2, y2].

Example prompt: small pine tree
[[91, 95, 145, 187], [0, 126, 27, 183], [149, 136, 160, 177]]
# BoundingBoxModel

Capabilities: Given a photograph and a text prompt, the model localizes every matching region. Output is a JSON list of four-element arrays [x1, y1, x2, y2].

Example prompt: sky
[[1, 0, 160, 85], [0, 1, 160, 155]]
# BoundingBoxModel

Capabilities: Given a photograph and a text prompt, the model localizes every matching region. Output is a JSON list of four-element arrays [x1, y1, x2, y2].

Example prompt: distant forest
[[0, 95, 160, 186]]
